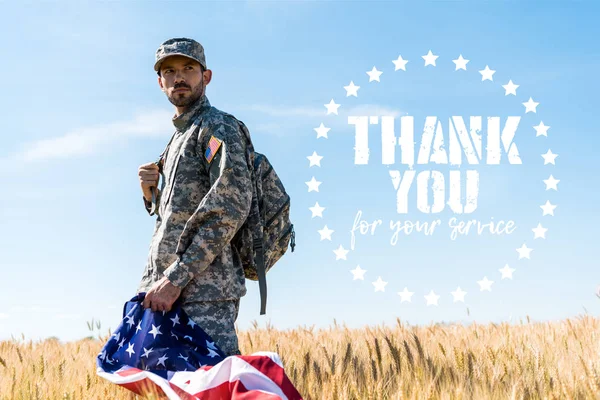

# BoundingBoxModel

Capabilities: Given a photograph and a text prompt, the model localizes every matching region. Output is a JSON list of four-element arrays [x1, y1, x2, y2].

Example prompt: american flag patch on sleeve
[[204, 135, 223, 163]]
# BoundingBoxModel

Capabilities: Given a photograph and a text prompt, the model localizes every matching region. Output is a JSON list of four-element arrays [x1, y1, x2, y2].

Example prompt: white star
[[162, 310, 166, 316], [171, 332, 179, 340], [207, 348, 220, 358], [523, 97, 539, 113], [112, 332, 120, 342], [451, 287, 467, 302], [398, 287, 414, 303], [314, 123, 330, 139], [118, 338, 125, 349], [422, 50, 438, 66], [351, 265, 366, 280], [99, 350, 107, 361], [305, 176, 322, 192], [187, 318, 197, 329], [125, 315, 135, 328], [126, 342, 135, 357], [307, 151, 323, 167], [540, 200, 557, 216], [502, 80, 519, 95], [392, 55, 409, 71], [344, 81, 360, 97], [479, 65, 496, 81], [135, 321, 142, 333], [372, 276, 388, 292], [543, 175, 560, 191], [541, 149, 558, 165], [324, 99, 340, 115], [424, 290, 440, 306], [532, 223, 548, 239], [333, 245, 349, 260], [157, 354, 168, 367], [141, 347, 154, 358], [178, 353, 189, 362], [452, 54, 469, 70], [318, 225, 334, 241], [499, 264, 515, 279], [206, 340, 218, 351], [516, 243, 533, 259], [149, 324, 162, 339], [309, 202, 325, 218], [366, 66, 383, 82], [477, 277, 494, 291], [534, 121, 550, 137], [170, 314, 180, 326]]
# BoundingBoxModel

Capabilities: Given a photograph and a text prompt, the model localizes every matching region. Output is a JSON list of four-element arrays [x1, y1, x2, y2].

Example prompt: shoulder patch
[[205, 135, 223, 163]]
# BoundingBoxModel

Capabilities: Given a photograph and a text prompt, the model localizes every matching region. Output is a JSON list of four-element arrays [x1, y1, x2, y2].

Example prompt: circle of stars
[[305, 49, 559, 307]]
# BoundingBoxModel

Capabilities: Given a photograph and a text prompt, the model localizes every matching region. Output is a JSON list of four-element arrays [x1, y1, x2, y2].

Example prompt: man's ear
[[203, 69, 213, 85], [158, 76, 165, 91]]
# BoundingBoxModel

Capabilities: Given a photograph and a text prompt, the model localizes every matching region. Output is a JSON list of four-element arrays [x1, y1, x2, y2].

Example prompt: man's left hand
[[143, 276, 182, 312]]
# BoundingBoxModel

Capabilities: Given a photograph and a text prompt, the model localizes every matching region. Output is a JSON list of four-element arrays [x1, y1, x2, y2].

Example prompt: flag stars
[[178, 353, 189, 362], [126, 342, 135, 357], [157, 354, 169, 367], [148, 324, 162, 339], [125, 315, 135, 328], [141, 347, 154, 358], [170, 314, 180, 326], [187, 318, 197, 329]]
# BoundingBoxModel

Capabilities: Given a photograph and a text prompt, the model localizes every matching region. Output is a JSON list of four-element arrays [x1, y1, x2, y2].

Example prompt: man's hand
[[138, 162, 160, 202], [143, 276, 182, 312]]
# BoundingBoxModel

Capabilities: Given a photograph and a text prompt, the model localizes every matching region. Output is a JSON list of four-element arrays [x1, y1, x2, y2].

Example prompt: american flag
[[96, 293, 303, 399]]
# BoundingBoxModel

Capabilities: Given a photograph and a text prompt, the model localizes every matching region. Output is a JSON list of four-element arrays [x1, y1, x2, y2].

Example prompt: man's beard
[[167, 79, 204, 108]]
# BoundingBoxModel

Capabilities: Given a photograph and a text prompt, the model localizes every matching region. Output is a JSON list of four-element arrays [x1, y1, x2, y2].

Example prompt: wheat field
[[0, 315, 599, 399]]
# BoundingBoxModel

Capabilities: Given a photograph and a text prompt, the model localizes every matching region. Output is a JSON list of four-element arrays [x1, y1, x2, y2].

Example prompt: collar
[[172, 94, 212, 131]]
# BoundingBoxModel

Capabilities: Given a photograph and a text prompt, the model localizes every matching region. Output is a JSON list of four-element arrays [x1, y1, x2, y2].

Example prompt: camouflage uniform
[[137, 39, 253, 356]]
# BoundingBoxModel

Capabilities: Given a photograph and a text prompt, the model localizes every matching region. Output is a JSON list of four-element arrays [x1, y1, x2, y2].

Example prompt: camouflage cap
[[154, 37, 207, 72]]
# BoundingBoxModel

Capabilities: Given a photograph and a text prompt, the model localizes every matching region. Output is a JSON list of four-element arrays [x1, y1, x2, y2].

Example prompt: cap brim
[[154, 53, 205, 72]]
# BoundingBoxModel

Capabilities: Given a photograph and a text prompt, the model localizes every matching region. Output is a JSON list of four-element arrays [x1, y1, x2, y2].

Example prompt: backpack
[[231, 119, 296, 315]]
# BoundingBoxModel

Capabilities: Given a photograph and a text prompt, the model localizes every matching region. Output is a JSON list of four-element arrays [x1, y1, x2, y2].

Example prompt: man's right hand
[[138, 162, 160, 202]]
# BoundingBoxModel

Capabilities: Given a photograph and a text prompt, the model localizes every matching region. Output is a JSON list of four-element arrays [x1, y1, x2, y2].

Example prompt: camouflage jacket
[[137, 94, 253, 301]]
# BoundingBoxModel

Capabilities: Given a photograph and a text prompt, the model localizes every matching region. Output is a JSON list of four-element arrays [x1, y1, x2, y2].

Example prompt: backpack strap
[[236, 120, 268, 315]]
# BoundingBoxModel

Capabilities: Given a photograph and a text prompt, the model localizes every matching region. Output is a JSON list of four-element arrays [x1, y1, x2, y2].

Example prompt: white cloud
[[55, 314, 82, 320], [9, 109, 173, 163], [0, 313, 9, 319], [9, 306, 61, 313], [239, 104, 323, 118]]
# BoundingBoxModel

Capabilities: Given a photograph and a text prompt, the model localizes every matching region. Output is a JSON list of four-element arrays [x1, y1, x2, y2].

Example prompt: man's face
[[158, 55, 209, 108]]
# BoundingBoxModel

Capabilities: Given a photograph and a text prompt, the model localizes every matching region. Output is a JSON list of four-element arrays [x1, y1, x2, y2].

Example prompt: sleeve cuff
[[163, 259, 194, 288], [143, 196, 154, 216]]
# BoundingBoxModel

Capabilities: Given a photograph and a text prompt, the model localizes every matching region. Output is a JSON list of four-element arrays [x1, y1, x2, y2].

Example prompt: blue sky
[[1, 1, 599, 342]]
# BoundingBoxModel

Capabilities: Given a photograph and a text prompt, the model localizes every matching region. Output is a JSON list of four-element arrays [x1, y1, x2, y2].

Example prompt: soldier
[[136, 37, 253, 356]]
